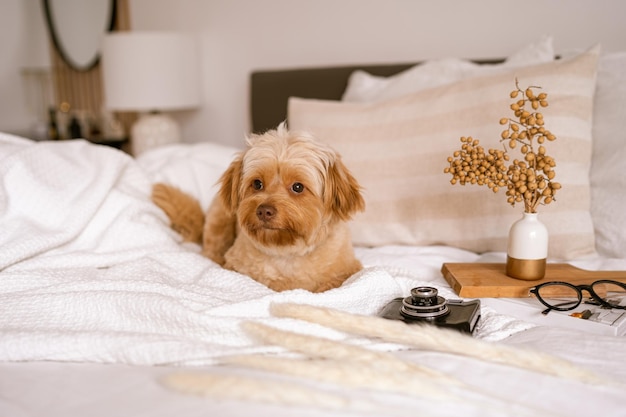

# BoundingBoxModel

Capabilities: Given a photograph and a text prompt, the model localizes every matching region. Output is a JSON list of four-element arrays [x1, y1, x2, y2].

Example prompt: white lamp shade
[[102, 32, 201, 111]]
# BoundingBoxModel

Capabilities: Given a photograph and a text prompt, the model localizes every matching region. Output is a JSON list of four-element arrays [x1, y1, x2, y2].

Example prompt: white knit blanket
[[0, 134, 534, 366]]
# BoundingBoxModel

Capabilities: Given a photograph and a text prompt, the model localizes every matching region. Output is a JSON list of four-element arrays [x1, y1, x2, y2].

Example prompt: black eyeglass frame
[[529, 279, 626, 315]]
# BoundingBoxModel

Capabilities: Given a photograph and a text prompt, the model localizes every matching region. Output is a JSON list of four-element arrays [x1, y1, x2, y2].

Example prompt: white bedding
[[0, 134, 526, 364], [1, 134, 625, 417]]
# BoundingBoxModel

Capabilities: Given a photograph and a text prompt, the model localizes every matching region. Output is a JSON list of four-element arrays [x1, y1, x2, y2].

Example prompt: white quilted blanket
[[3, 134, 626, 417], [0, 134, 494, 365], [2, 133, 623, 374]]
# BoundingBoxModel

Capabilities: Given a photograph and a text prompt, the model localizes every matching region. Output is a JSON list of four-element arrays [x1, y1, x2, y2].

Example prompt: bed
[[1, 37, 626, 416]]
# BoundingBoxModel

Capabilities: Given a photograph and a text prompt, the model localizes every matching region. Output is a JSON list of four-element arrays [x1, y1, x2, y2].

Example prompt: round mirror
[[43, 0, 116, 71]]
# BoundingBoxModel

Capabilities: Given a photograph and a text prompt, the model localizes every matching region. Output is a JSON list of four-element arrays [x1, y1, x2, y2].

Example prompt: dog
[[151, 124, 365, 292]]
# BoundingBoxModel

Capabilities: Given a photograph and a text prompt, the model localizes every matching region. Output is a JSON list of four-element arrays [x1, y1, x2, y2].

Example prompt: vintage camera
[[379, 286, 481, 334]]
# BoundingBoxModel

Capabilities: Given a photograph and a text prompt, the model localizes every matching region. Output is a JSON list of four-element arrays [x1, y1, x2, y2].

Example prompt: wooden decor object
[[49, 0, 136, 138], [441, 263, 626, 298]]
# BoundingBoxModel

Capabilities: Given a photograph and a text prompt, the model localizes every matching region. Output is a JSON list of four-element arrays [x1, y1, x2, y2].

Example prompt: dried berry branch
[[444, 80, 561, 213]]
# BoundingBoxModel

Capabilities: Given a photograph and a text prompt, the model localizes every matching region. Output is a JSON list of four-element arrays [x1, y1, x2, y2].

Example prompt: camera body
[[379, 286, 481, 334]]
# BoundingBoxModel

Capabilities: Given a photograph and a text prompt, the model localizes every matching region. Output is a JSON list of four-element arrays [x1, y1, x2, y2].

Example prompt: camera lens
[[401, 286, 449, 319], [410, 287, 439, 305]]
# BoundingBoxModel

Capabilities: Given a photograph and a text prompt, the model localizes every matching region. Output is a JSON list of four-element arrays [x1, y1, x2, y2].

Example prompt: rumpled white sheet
[[0, 134, 618, 369], [0, 134, 181, 271], [0, 134, 483, 365]]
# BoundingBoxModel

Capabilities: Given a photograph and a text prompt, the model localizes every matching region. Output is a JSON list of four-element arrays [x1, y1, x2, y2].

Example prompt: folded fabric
[[0, 134, 487, 366]]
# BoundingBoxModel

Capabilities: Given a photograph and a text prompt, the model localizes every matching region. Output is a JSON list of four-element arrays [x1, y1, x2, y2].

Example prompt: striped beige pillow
[[288, 46, 600, 260]]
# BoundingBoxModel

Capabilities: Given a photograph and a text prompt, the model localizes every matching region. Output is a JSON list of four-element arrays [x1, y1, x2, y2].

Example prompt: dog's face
[[218, 125, 364, 254]]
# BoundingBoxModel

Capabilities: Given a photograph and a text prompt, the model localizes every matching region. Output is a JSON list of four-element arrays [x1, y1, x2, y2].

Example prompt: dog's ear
[[218, 155, 244, 214], [324, 158, 365, 221]]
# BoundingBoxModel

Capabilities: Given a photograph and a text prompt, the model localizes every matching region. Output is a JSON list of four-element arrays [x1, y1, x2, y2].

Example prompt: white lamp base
[[131, 112, 181, 156]]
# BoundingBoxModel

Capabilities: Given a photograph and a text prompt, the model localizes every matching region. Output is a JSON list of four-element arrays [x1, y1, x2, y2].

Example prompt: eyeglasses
[[529, 280, 626, 315]]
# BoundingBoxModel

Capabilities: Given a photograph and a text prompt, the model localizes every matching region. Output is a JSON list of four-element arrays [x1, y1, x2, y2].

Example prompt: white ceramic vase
[[505, 212, 548, 281]]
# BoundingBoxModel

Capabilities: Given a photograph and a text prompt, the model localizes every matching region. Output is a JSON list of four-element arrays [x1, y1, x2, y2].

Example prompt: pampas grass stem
[[162, 372, 360, 411], [270, 302, 605, 385], [241, 321, 459, 385]]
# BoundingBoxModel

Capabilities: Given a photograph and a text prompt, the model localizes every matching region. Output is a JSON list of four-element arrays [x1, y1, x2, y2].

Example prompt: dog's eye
[[291, 182, 304, 194], [252, 179, 263, 191]]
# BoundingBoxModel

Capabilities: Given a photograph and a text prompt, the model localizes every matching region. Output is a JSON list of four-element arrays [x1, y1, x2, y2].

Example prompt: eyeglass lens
[[591, 280, 626, 308], [534, 280, 626, 312], [535, 282, 581, 311]]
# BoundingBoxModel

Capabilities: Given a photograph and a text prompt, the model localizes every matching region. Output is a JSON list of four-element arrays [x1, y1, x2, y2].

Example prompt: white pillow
[[136, 142, 239, 210], [289, 46, 600, 260], [590, 51, 626, 258], [342, 36, 555, 103]]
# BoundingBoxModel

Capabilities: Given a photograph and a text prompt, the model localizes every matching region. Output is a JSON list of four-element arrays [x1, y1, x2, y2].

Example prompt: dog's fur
[[152, 124, 365, 292]]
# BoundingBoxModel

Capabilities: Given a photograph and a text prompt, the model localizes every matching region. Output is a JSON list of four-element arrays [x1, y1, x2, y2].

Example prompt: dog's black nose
[[256, 204, 276, 221]]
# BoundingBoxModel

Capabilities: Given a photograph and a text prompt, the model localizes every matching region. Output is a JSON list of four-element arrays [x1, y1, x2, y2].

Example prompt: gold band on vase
[[506, 256, 546, 281]]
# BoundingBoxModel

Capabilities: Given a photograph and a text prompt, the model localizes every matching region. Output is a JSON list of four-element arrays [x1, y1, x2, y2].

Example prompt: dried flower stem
[[444, 79, 561, 213]]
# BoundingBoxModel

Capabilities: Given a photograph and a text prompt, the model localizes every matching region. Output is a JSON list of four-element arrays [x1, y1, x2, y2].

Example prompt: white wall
[[0, 0, 51, 137], [129, 0, 626, 149], [3, 1, 625, 147]]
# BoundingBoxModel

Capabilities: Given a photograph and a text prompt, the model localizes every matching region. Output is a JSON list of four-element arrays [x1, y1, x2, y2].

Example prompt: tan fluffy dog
[[152, 124, 365, 292]]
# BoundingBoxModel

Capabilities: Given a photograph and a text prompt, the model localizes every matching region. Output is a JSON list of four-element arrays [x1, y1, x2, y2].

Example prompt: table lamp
[[101, 32, 200, 155]]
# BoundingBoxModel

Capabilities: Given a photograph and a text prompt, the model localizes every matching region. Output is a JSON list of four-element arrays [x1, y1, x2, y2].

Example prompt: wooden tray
[[441, 263, 626, 298]]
